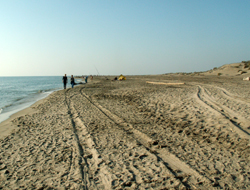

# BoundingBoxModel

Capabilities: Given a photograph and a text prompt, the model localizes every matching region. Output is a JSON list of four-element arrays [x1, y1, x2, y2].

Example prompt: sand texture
[[0, 75, 250, 189]]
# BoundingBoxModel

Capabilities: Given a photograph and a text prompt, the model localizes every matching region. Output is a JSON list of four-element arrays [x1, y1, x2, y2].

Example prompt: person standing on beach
[[62, 74, 68, 89], [71, 75, 75, 88], [85, 76, 88, 83]]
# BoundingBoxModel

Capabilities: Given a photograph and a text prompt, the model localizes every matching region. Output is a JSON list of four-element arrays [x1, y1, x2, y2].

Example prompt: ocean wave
[[15, 97, 23, 101], [36, 88, 60, 94], [2, 89, 58, 111], [1, 101, 23, 112], [37, 90, 44, 93], [2, 104, 13, 109]]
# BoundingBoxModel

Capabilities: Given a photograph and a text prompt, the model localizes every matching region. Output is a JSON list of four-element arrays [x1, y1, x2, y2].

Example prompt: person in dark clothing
[[71, 75, 75, 88], [62, 74, 68, 89], [85, 76, 88, 83]]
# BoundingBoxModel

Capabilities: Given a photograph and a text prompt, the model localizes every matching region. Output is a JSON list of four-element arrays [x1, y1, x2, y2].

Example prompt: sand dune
[[203, 61, 250, 76], [0, 73, 250, 189]]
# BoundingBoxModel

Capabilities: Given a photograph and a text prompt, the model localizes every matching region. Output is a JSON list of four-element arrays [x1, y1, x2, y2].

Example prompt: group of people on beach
[[62, 74, 92, 89], [62, 74, 74, 89]]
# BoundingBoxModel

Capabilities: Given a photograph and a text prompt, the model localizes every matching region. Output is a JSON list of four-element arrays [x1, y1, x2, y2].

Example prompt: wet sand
[[0, 74, 249, 189]]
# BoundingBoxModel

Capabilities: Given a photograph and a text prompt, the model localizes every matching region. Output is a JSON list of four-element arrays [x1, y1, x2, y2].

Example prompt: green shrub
[[244, 62, 250, 68]]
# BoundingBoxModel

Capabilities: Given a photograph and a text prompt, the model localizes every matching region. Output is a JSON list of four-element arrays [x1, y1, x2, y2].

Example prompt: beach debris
[[112, 77, 118, 81], [243, 77, 250, 81], [146, 81, 185, 85]]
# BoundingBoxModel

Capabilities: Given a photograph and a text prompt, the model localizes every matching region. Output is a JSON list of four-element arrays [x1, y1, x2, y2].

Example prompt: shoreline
[[0, 76, 97, 139], [0, 86, 67, 125], [0, 94, 51, 139], [0, 75, 249, 189], [0, 82, 92, 139], [0, 76, 64, 125]]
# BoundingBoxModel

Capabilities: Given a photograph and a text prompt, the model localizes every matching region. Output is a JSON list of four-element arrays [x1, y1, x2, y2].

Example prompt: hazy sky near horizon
[[1, 0, 249, 76]]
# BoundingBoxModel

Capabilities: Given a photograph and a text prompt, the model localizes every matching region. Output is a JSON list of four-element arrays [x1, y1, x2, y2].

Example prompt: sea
[[0, 76, 76, 124]]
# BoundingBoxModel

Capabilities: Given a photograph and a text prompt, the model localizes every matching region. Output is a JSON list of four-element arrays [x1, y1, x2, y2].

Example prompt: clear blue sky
[[1, 0, 249, 76]]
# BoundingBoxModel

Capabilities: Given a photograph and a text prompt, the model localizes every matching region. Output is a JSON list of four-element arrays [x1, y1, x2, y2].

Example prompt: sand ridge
[[0, 75, 250, 189]]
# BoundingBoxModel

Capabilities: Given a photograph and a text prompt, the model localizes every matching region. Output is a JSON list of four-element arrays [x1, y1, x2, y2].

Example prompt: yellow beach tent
[[118, 74, 126, 80]]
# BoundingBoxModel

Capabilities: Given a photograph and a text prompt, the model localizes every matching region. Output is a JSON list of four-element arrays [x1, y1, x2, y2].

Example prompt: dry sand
[[0, 74, 250, 189]]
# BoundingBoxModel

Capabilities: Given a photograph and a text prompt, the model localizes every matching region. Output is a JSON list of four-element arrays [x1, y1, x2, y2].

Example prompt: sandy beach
[[0, 71, 250, 189]]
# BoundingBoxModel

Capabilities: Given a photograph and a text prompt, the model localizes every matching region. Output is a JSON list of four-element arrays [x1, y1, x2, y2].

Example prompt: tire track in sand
[[80, 89, 215, 189], [215, 86, 250, 105], [64, 89, 86, 189], [196, 85, 250, 139], [65, 89, 114, 190], [215, 86, 250, 134]]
